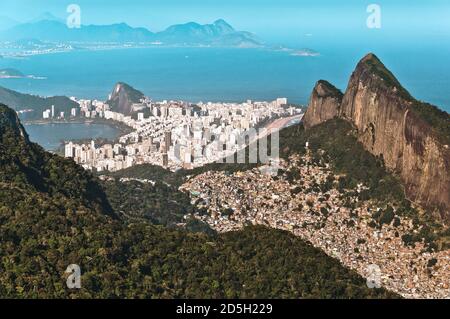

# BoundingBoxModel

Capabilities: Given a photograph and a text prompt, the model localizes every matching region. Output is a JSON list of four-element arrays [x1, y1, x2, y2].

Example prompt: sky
[[1, 0, 449, 45]]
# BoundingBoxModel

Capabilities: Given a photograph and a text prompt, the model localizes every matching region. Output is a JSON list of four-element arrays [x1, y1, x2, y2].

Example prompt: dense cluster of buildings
[[180, 153, 450, 299], [64, 96, 301, 171], [59, 89, 450, 299], [42, 104, 77, 119]]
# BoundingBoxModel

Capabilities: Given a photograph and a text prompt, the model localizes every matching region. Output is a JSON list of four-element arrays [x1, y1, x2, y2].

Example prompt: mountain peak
[[305, 53, 450, 220], [113, 82, 142, 94], [214, 19, 228, 24], [29, 12, 64, 24], [108, 82, 145, 115], [315, 80, 343, 99], [213, 19, 234, 33], [357, 52, 388, 72], [1, 18, 258, 47], [355, 52, 410, 99], [303, 81, 342, 129], [214, 19, 233, 27], [360, 52, 380, 63]]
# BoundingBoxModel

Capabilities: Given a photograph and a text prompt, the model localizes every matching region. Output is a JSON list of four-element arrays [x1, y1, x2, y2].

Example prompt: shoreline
[[0, 45, 264, 59], [0, 75, 46, 80], [23, 117, 134, 154], [23, 117, 132, 134]]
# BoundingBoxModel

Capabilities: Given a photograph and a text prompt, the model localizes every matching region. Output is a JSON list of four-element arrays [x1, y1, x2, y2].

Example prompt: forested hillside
[[0, 103, 399, 298], [110, 118, 449, 251]]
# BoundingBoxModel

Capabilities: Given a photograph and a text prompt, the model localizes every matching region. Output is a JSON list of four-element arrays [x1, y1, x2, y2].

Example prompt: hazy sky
[[1, 0, 449, 44]]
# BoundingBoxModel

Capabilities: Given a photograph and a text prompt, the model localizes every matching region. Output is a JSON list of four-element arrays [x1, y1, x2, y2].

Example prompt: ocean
[[2, 45, 449, 151], [0, 45, 449, 112]]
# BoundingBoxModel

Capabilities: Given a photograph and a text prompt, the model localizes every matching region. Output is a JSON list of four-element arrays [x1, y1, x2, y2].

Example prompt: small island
[[290, 48, 320, 57], [0, 68, 45, 79], [0, 68, 25, 78]]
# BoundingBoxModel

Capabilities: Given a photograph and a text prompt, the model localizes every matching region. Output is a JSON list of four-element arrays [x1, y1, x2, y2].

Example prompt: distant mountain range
[[0, 18, 262, 48], [0, 12, 62, 32]]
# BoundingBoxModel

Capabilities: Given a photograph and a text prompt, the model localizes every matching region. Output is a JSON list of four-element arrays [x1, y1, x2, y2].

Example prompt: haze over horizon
[[1, 1, 450, 112], [0, 0, 449, 304], [1, 0, 449, 46]]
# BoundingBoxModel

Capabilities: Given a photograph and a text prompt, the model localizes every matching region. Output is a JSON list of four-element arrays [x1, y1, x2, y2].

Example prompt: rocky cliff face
[[304, 53, 450, 221], [107, 82, 144, 116], [303, 80, 343, 129]]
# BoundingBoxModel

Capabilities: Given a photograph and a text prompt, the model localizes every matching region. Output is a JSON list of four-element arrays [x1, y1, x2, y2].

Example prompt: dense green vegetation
[[104, 115, 449, 251], [0, 105, 114, 217], [102, 179, 191, 226], [280, 119, 405, 203], [278, 119, 449, 251], [0, 104, 398, 298], [410, 100, 450, 145], [106, 164, 184, 186], [106, 161, 258, 188], [101, 178, 215, 235]]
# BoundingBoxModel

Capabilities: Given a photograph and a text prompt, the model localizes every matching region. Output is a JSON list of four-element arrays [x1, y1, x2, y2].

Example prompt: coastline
[[0, 75, 46, 80], [0, 44, 264, 59]]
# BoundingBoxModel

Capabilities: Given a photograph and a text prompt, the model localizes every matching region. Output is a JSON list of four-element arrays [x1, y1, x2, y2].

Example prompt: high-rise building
[[65, 142, 74, 158], [160, 106, 168, 119], [43, 109, 51, 119], [184, 146, 192, 164], [51, 105, 55, 118], [276, 98, 288, 107], [164, 131, 172, 151], [113, 144, 121, 154], [104, 144, 113, 158]]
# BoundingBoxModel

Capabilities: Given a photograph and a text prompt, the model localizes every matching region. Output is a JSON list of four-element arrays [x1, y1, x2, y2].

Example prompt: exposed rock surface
[[107, 82, 145, 116], [304, 53, 450, 221], [303, 80, 343, 129]]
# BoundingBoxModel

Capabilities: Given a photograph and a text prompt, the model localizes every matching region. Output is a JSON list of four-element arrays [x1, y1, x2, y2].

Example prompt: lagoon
[[24, 122, 120, 151]]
